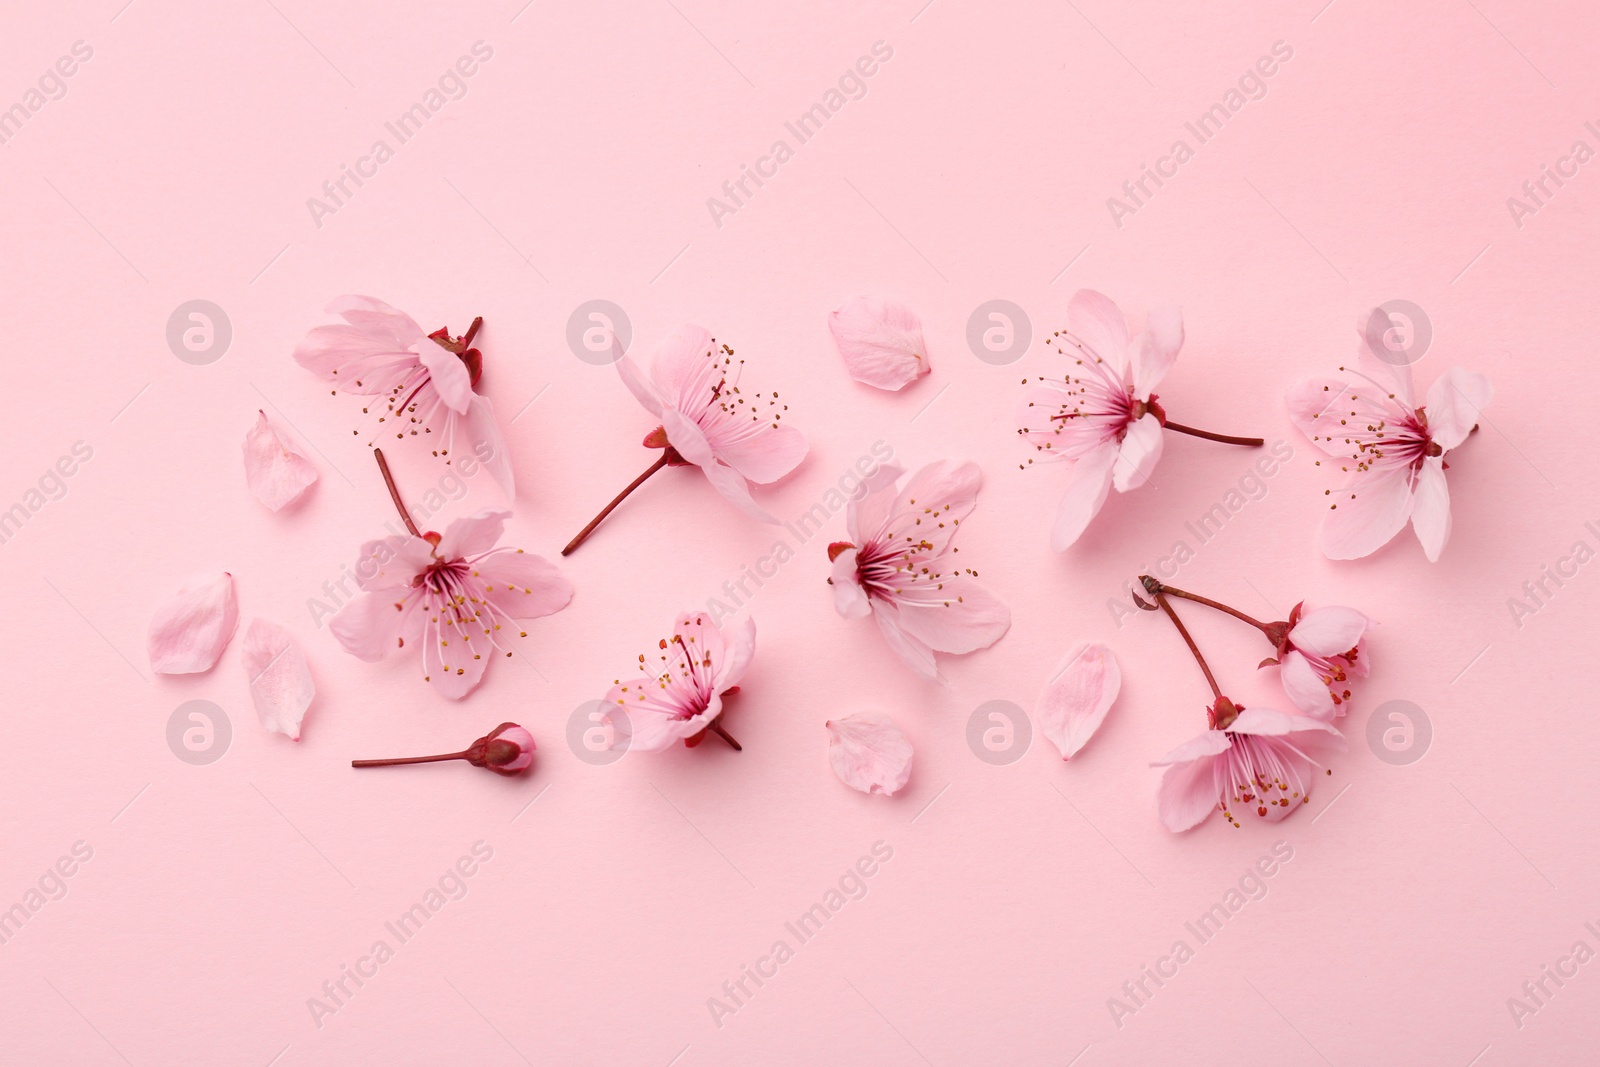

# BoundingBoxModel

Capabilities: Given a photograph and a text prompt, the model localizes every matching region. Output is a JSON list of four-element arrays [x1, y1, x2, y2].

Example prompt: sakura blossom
[[825, 712, 914, 795], [563, 326, 806, 554], [828, 297, 930, 391], [601, 612, 755, 753], [1286, 333, 1492, 561], [1017, 289, 1261, 550], [293, 295, 514, 497], [829, 460, 1010, 682], [328, 450, 572, 701], [243, 410, 318, 511]]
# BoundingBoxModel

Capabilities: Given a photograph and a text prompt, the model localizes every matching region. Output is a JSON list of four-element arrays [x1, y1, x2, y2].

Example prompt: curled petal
[[149, 573, 239, 675], [828, 297, 930, 391], [1037, 643, 1120, 760], [242, 619, 315, 741], [830, 547, 872, 619], [1279, 650, 1336, 719], [826, 712, 913, 796], [417, 336, 474, 414], [243, 411, 318, 511], [663, 408, 776, 523]]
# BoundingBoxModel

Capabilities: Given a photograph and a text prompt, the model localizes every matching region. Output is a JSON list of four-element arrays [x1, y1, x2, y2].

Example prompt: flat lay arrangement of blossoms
[[145, 292, 1491, 836]]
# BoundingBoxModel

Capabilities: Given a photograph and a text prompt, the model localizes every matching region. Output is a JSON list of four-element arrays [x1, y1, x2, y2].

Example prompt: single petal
[[419, 607, 491, 701], [1131, 303, 1182, 399], [242, 619, 315, 741], [148, 573, 239, 675], [1050, 441, 1119, 551], [1037, 643, 1121, 760], [831, 547, 872, 619], [292, 324, 413, 381], [715, 615, 758, 691], [1157, 754, 1223, 832], [1410, 456, 1451, 562], [1285, 375, 1363, 456], [1356, 322, 1415, 407], [1424, 368, 1493, 452], [455, 395, 516, 498], [243, 410, 319, 512], [472, 550, 574, 620], [1320, 468, 1415, 560], [1278, 650, 1336, 718], [846, 461, 906, 542], [1288, 606, 1371, 658], [326, 295, 424, 350], [872, 603, 942, 683], [1112, 412, 1164, 492], [352, 536, 432, 593], [615, 352, 665, 418], [826, 713, 914, 796], [648, 325, 717, 414], [715, 423, 808, 485], [437, 508, 511, 560], [1228, 706, 1344, 739], [416, 336, 474, 414], [1065, 290, 1131, 375], [329, 590, 410, 662], [663, 408, 777, 522], [893, 580, 1010, 655], [828, 297, 930, 391], [1151, 728, 1232, 767]]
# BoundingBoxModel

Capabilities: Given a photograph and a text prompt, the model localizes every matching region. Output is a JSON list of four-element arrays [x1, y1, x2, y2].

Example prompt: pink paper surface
[[2, 1, 1595, 1063]]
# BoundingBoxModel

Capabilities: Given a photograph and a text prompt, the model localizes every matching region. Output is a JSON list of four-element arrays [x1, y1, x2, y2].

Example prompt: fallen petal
[[1037, 643, 1120, 760], [242, 619, 315, 741], [243, 410, 319, 511], [828, 297, 930, 391], [826, 712, 913, 796], [149, 573, 239, 674]]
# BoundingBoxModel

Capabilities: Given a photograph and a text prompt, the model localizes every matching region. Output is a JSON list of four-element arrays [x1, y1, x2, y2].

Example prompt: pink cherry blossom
[[243, 410, 318, 511], [1037, 643, 1120, 760], [825, 712, 914, 795], [329, 505, 573, 701], [293, 295, 514, 497], [828, 297, 930, 391], [1269, 605, 1373, 720], [242, 619, 315, 740], [1018, 290, 1262, 550], [1286, 334, 1492, 561], [829, 460, 1010, 682], [1154, 701, 1343, 832], [148, 573, 238, 675], [601, 612, 755, 752]]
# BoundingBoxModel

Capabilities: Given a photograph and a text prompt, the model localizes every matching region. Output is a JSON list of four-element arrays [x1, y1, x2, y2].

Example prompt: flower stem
[[709, 720, 742, 751], [562, 453, 670, 556], [1162, 420, 1263, 447], [374, 448, 421, 538], [1140, 576, 1223, 702], [352, 751, 468, 768], [1150, 582, 1273, 636]]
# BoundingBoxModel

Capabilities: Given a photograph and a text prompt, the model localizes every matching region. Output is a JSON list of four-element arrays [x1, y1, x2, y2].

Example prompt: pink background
[[2, 0, 1596, 1063]]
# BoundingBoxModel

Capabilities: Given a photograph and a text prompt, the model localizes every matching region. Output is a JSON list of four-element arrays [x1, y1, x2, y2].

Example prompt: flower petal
[[455, 395, 516, 499], [715, 614, 758, 691], [1151, 728, 1232, 767], [1112, 412, 1164, 492], [1278, 650, 1336, 718], [648, 325, 717, 414], [438, 508, 511, 560], [326, 295, 424, 350], [1320, 467, 1415, 560], [243, 410, 318, 512], [351, 536, 432, 593], [893, 580, 1010, 655], [1411, 456, 1451, 562], [831, 546, 872, 619], [828, 297, 930, 391], [1037, 643, 1121, 760], [1424, 367, 1493, 452], [872, 603, 942, 682], [1131, 303, 1182, 399], [148, 573, 239, 675], [1065, 290, 1130, 375], [1228, 706, 1344, 739], [242, 619, 315, 741], [473, 550, 574, 620], [826, 713, 914, 796], [846, 461, 906, 542], [1157, 754, 1223, 832], [417, 336, 474, 415], [1283, 376, 1357, 456], [329, 590, 411, 662], [1289, 606, 1371, 657], [715, 423, 808, 485], [616, 352, 665, 418], [663, 408, 777, 523], [1050, 441, 1119, 550]]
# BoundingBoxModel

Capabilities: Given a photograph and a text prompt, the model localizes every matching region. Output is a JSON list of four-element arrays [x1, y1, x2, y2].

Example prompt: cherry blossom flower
[[828, 297, 930, 391], [825, 712, 914, 795], [293, 295, 514, 497], [601, 612, 755, 753], [243, 411, 318, 511], [1037, 643, 1120, 760], [1017, 290, 1261, 550], [563, 326, 807, 553], [329, 451, 572, 701], [1286, 334, 1492, 561], [1154, 699, 1343, 832], [353, 722, 536, 776], [149, 573, 238, 675], [242, 619, 315, 740], [829, 460, 1010, 682]]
